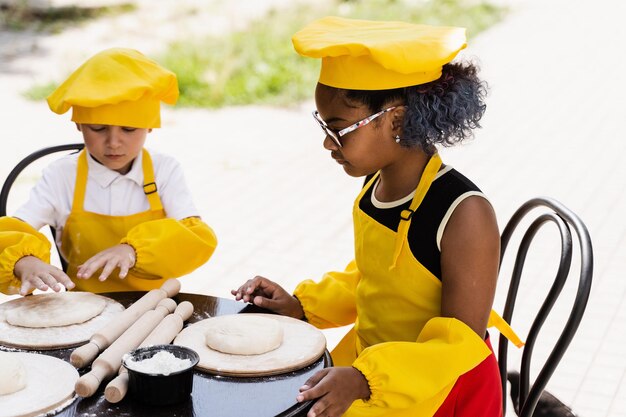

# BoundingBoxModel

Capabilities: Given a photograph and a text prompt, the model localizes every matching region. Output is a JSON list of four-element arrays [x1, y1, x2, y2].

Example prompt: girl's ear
[[390, 106, 406, 135]]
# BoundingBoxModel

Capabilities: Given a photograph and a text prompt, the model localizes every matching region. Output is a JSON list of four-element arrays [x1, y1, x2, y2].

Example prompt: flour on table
[[125, 351, 191, 376]]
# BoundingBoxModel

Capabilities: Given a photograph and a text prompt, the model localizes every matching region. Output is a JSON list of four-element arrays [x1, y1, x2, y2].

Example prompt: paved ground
[[1, 0, 625, 416]]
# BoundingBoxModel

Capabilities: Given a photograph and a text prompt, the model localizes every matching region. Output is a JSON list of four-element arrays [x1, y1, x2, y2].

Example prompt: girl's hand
[[231, 276, 305, 319], [14, 255, 75, 296], [76, 244, 136, 281], [297, 367, 371, 417]]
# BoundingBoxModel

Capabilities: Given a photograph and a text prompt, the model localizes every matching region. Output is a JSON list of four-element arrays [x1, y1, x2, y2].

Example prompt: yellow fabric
[[489, 309, 524, 348], [61, 149, 217, 292], [389, 154, 443, 270], [47, 48, 178, 128], [120, 216, 217, 279], [0, 217, 51, 294], [350, 318, 491, 416], [292, 16, 467, 90], [294, 259, 360, 329], [294, 153, 521, 415]]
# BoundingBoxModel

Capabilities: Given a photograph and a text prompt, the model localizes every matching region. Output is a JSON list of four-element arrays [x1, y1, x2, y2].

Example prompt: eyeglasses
[[312, 106, 400, 148]]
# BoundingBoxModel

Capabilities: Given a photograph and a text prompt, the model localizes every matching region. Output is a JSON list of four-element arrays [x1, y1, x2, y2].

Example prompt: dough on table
[[205, 314, 284, 355], [0, 352, 79, 417], [5, 291, 106, 328], [0, 352, 26, 396], [175, 313, 327, 376]]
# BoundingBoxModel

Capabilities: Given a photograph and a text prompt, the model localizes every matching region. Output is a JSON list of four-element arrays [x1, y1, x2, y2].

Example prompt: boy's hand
[[14, 255, 75, 296], [77, 244, 136, 281], [297, 367, 371, 417], [231, 276, 305, 319]]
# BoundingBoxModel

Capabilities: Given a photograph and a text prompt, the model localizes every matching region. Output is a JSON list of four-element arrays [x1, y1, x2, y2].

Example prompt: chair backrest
[[497, 197, 593, 416], [0, 143, 85, 272]]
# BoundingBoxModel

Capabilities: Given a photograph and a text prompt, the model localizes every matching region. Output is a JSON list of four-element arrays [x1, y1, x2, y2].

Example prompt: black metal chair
[[498, 197, 593, 416], [0, 143, 84, 271]]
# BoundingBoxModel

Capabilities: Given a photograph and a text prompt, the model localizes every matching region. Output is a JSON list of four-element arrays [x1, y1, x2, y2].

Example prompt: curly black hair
[[340, 61, 488, 154]]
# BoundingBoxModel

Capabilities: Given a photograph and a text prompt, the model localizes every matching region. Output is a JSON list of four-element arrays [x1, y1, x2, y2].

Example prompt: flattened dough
[[0, 352, 26, 396], [5, 292, 106, 328], [175, 313, 327, 376], [205, 314, 283, 355], [0, 352, 78, 417], [0, 294, 124, 350]]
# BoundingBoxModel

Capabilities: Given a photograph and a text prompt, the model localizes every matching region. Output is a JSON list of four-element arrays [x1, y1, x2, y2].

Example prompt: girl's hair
[[341, 62, 488, 154]]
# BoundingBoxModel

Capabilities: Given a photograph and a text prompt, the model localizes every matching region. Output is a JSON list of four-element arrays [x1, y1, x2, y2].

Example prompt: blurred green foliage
[[1, 2, 135, 32], [22, 0, 506, 108], [163, 0, 506, 108]]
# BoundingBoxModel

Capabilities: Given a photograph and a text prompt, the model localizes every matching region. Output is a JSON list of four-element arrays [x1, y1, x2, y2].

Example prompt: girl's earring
[[395, 135, 401, 144]]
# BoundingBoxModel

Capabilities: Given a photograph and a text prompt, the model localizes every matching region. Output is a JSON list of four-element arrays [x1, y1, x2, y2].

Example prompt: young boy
[[0, 48, 217, 296]]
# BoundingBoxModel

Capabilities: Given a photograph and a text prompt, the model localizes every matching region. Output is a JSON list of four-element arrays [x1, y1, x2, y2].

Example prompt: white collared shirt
[[14, 149, 200, 240]]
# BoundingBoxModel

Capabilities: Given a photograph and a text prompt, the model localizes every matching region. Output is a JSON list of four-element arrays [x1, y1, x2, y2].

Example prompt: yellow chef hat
[[47, 48, 178, 128], [292, 16, 467, 90]]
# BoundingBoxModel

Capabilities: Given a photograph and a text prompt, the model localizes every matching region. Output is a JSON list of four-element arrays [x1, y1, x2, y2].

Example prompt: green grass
[[1, 3, 135, 32], [22, 0, 507, 108]]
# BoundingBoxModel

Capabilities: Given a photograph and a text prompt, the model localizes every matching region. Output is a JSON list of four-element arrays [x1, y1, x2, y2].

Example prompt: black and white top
[[359, 166, 485, 280]]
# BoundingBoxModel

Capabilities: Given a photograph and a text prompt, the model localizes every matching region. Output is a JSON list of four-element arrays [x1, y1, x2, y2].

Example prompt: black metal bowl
[[123, 344, 199, 406]]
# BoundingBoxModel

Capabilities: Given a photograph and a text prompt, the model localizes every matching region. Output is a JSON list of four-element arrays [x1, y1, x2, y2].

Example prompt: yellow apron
[[61, 149, 168, 293], [329, 153, 521, 416]]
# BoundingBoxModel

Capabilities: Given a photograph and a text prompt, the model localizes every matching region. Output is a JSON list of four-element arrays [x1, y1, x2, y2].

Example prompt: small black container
[[123, 344, 199, 406]]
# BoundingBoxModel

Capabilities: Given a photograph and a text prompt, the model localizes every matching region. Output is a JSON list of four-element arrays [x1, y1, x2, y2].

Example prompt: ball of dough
[[205, 315, 284, 355], [5, 292, 106, 328], [0, 352, 27, 396]]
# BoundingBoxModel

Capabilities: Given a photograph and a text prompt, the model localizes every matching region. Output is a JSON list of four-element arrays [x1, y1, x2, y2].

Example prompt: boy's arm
[[0, 217, 51, 294], [120, 216, 217, 278]]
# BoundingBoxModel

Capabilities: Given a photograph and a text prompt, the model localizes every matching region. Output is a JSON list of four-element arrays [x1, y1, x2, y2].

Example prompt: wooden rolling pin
[[70, 278, 181, 368], [74, 298, 177, 398], [104, 301, 195, 403]]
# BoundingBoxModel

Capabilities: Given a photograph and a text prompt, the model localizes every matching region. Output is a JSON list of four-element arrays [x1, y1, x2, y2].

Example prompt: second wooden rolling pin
[[74, 298, 177, 398], [104, 301, 195, 403], [70, 278, 181, 368]]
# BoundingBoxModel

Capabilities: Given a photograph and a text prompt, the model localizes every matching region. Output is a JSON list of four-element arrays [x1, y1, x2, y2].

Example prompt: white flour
[[125, 351, 191, 376]]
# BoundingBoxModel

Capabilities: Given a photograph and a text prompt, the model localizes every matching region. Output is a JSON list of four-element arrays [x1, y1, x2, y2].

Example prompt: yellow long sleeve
[[0, 217, 51, 295], [120, 216, 217, 279], [293, 259, 360, 329], [347, 317, 491, 417]]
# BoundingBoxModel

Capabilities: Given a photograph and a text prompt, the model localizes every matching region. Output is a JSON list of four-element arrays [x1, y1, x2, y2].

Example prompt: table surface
[[0, 292, 332, 417]]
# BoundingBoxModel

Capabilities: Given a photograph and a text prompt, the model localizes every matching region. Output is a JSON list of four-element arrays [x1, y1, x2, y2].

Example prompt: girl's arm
[[293, 259, 361, 329], [440, 195, 500, 337]]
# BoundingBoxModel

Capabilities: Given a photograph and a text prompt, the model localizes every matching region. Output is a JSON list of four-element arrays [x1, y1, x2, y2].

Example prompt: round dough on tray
[[0, 352, 27, 396], [205, 314, 284, 355], [5, 291, 106, 328]]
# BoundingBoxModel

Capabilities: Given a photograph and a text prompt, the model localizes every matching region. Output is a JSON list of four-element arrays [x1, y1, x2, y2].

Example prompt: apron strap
[[389, 153, 442, 270], [72, 150, 89, 213], [140, 149, 164, 213], [488, 310, 525, 347], [71, 149, 163, 213]]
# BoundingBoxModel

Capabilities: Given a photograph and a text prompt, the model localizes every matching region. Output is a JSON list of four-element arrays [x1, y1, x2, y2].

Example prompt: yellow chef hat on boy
[[292, 16, 467, 90], [47, 48, 178, 129]]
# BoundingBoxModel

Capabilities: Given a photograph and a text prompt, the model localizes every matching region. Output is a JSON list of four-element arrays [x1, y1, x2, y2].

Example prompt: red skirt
[[433, 335, 502, 417]]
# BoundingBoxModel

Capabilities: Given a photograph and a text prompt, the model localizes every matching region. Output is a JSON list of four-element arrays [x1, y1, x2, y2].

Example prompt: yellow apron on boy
[[62, 149, 170, 292], [295, 153, 521, 416]]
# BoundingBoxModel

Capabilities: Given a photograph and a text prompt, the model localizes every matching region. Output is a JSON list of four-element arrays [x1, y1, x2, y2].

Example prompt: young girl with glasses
[[232, 16, 521, 417]]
